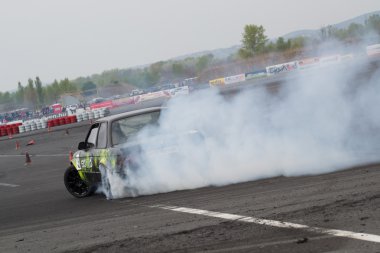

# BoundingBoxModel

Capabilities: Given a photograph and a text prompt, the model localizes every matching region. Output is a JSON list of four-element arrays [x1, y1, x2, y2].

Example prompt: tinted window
[[86, 125, 99, 148], [112, 111, 160, 146], [97, 123, 107, 148]]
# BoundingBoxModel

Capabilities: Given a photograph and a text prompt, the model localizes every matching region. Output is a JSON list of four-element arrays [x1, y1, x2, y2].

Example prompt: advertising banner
[[51, 103, 63, 114], [266, 61, 298, 75], [113, 96, 141, 107], [209, 78, 225, 87], [245, 70, 267, 80], [140, 91, 170, 102], [366, 44, 380, 57], [224, 74, 246, 85], [90, 100, 114, 110], [47, 112, 68, 119], [319, 55, 341, 66], [340, 54, 354, 62], [169, 86, 189, 97], [297, 57, 320, 70]]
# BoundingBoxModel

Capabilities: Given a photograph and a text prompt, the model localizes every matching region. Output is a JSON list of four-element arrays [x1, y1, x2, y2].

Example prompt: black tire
[[64, 165, 94, 198]]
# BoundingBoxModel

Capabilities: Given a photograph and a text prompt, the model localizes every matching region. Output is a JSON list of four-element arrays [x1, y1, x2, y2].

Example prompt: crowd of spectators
[[1, 102, 89, 124], [0, 104, 81, 124], [0, 109, 33, 123]]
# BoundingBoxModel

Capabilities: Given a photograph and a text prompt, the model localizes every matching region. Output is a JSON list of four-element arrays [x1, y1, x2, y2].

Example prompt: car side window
[[86, 125, 99, 149], [97, 123, 107, 148], [111, 111, 160, 146]]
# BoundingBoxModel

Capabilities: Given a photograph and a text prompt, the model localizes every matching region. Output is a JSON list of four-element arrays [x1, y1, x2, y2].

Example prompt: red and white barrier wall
[[0, 122, 23, 137], [0, 108, 111, 138]]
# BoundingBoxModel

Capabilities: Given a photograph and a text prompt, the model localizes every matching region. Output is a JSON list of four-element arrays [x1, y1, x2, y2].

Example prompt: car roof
[[95, 107, 163, 124]]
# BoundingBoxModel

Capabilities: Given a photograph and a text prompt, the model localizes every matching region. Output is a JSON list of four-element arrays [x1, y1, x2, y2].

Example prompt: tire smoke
[[101, 60, 380, 199]]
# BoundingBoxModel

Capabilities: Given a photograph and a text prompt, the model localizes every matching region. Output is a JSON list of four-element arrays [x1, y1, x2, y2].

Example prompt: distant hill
[[333, 10, 380, 29], [172, 10, 380, 61], [281, 29, 317, 40], [129, 44, 241, 69], [171, 45, 241, 61]]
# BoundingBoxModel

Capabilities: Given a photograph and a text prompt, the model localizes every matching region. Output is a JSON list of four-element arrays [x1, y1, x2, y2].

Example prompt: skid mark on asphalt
[[0, 183, 19, 187], [204, 235, 332, 252], [152, 205, 380, 244]]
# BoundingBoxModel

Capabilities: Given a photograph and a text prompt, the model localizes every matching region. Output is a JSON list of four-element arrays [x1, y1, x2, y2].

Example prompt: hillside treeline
[[0, 78, 77, 110]]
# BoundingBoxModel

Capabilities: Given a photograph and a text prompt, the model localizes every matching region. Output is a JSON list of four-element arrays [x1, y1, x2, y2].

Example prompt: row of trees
[[0, 77, 78, 109], [238, 25, 312, 58], [0, 53, 217, 109], [239, 14, 380, 59], [320, 14, 380, 41], [73, 54, 216, 89]]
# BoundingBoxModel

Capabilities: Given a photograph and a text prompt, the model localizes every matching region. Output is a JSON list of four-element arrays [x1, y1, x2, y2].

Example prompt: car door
[[76, 123, 100, 173], [91, 122, 108, 171]]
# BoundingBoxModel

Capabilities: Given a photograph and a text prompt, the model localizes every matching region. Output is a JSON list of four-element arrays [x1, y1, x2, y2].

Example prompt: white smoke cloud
[[99, 58, 380, 199]]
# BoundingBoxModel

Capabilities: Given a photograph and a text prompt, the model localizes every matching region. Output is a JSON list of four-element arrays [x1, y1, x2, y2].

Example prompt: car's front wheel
[[64, 165, 94, 198]]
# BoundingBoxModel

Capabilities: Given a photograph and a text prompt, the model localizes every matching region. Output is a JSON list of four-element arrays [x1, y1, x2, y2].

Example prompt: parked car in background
[[90, 97, 106, 104]]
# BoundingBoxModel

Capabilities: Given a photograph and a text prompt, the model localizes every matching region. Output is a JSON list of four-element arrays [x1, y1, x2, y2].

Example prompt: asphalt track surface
[[1, 67, 380, 252], [0, 109, 379, 253]]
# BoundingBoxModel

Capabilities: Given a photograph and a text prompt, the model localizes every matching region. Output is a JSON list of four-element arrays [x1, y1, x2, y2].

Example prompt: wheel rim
[[66, 169, 89, 196]]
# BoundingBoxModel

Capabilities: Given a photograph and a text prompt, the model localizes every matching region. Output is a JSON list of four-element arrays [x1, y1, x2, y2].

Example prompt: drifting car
[[64, 107, 163, 198]]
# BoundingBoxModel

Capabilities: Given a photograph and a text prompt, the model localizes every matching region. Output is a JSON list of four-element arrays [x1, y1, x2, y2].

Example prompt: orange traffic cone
[[26, 139, 35, 146], [15, 141, 20, 150], [69, 151, 73, 161], [8, 133, 13, 139], [25, 152, 32, 166]]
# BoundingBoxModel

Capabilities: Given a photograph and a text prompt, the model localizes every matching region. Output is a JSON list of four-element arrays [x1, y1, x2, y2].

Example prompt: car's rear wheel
[[64, 165, 94, 198]]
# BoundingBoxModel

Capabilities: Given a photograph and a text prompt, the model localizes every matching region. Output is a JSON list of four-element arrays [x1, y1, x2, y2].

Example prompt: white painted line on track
[[0, 154, 67, 157], [153, 205, 380, 244], [30, 154, 67, 157], [0, 183, 19, 187]]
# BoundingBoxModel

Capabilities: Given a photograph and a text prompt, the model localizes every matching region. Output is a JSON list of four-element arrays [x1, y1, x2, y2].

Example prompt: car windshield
[[111, 111, 160, 146]]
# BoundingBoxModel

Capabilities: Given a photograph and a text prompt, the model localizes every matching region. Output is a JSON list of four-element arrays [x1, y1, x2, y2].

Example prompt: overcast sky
[[0, 0, 380, 91]]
